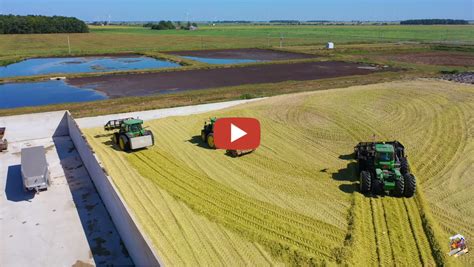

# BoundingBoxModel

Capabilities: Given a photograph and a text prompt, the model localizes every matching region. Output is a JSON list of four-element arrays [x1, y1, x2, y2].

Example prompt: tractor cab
[[374, 144, 400, 191], [120, 119, 146, 137], [375, 143, 395, 169]]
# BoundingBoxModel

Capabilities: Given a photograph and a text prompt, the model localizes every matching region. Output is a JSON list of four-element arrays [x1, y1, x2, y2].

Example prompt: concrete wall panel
[[67, 112, 162, 267]]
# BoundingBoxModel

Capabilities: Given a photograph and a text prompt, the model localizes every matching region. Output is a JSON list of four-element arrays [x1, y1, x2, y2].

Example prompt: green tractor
[[354, 141, 416, 197], [104, 118, 154, 151], [201, 117, 216, 148]]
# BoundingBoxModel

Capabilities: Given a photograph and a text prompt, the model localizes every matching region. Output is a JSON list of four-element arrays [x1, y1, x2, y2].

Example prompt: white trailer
[[21, 146, 50, 191]]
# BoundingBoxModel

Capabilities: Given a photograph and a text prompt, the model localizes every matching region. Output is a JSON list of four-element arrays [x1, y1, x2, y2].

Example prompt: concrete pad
[[0, 137, 132, 266], [76, 98, 264, 129]]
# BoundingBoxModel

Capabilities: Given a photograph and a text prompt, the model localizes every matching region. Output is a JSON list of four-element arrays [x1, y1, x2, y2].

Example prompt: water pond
[[0, 56, 180, 78], [183, 56, 260, 65], [0, 80, 106, 109]]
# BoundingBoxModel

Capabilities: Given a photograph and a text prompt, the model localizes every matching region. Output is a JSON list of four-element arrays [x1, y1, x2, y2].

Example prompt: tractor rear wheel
[[119, 135, 130, 152], [400, 157, 409, 175], [393, 177, 405, 197], [207, 133, 215, 149], [360, 171, 372, 194], [403, 173, 416, 197]]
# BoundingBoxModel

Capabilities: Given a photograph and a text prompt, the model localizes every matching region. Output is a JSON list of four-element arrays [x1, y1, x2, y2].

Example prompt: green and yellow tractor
[[201, 117, 216, 148], [354, 141, 416, 197], [105, 118, 154, 151]]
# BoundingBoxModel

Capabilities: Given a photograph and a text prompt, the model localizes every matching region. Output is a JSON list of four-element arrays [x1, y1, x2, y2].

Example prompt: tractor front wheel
[[360, 171, 372, 194], [403, 173, 416, 197], [393, 177, 405, 197], [201, 130, 207, 142], [112, 133, 119, 144], [207, 133, 215, 149], [119, 135, 130, 152]]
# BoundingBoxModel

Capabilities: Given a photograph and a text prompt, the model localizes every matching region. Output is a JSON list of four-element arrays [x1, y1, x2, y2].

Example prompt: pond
[[0, 56, 180, 78], [0, 80, 106, 109], [183, 56, 261, 65]]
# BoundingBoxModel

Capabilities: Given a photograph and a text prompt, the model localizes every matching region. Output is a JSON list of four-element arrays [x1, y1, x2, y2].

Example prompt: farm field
[[84, 79, 473, 266], [0, 25, 473, 58]]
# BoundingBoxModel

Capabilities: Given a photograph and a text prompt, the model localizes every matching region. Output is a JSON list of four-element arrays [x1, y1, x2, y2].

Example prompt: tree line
[[0, 15, 88, 34], [143, 21, 198, 30], [400, 19, 468, 25]]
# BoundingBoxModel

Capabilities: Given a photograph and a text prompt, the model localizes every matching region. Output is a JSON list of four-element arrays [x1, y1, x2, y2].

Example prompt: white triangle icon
[[231, 123, 247, 143]]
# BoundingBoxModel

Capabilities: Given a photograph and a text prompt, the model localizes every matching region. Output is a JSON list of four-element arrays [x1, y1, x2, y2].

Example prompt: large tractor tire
[[207, 133, 215, 149], [400, 157, 409, 175], [403, 173, 416, 197], [359, 171, 372, 194], [119, 135, 130, 152], [393, 177, 405, 197], [112, 133, 119, 144]]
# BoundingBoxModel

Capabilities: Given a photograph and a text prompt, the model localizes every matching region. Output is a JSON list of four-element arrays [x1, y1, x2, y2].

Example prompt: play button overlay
[[231, 123, 247, 142], [214, 118, 260, 150]]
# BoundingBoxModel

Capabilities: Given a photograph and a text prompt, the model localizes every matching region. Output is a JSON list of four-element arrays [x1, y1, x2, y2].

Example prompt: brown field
[[381, 52, 474, 66], [68, 61, 383, 97], [166, 48, 315, 60]]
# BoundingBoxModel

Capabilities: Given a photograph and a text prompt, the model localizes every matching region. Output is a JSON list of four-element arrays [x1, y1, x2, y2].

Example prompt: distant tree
[[192, 22, 198, 27], [0, 14, 88, 34], [151, 20, 175, 30], [400, 19, 468, 25]]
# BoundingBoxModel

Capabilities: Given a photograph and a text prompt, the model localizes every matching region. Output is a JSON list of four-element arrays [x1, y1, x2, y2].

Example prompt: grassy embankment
[[85, 79, 473, 266]]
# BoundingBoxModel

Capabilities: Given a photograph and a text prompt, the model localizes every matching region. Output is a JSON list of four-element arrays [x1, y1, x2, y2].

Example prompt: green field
[[85, 79, 473, 266], [0, 25, 473, 58]]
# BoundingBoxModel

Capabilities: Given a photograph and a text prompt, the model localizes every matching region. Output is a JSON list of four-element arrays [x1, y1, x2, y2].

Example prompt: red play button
[[214, 118, 260, 150]]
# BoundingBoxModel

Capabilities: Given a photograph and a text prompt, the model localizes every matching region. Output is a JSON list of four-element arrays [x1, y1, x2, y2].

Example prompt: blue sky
[[1, 0, 472, 21]]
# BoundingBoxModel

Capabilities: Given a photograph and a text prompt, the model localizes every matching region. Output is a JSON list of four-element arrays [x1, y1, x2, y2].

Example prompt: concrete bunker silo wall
[[0, 110, 162, 266], [66, 112, 163, 267]]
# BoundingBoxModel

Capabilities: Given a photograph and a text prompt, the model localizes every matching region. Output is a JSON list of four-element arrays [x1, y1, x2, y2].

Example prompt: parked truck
[[21, 146, 50, 192]]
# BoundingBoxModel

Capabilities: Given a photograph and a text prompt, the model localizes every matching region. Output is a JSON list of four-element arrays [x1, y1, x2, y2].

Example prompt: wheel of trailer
[[119, 135, 130, 151], [201, 130, 207, 142], [359, 171, 372, 194], [393, 177, 405, 197], [207, 133, 215, 149], [400, 157, 409, 175], [403, 173, 416, 197]]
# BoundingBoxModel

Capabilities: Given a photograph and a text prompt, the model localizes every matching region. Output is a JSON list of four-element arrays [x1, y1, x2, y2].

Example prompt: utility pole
[[267, 33, 270, 47], [280, 33, 283, 48], [67, 35, 71, 54]]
